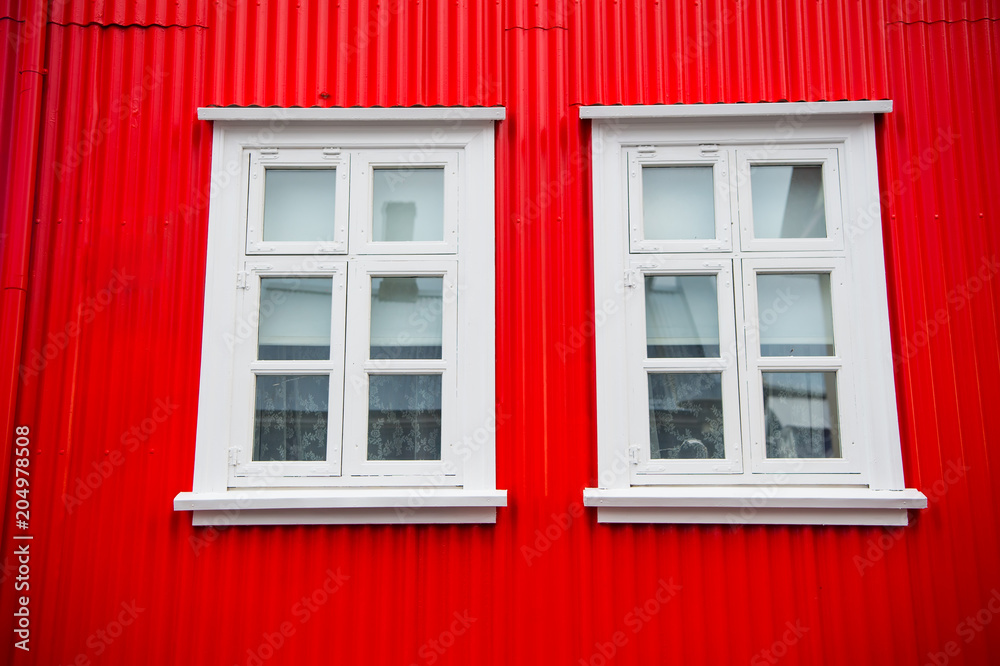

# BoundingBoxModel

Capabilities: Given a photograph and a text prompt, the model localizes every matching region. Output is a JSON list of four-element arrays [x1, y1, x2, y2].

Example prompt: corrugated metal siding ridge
[[885, 0, 1000, 23], [38, 20, 207, 28], [48, 0, 211, 28], [882, 11, 1000, 664]]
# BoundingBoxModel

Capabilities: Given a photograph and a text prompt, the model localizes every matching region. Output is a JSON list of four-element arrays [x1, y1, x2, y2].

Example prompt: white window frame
[[174, 107, 506, 525], [582, 102, 926, 525], [742, 257, 858, 475], [626, 146, 733, 253], [342, 260, 459, 482], [351, 150, 460, 255], [230, 261, 349, 482], [626, 259, 744, 476], [246, 148, 351, 255], [735, 147, 844, 252]]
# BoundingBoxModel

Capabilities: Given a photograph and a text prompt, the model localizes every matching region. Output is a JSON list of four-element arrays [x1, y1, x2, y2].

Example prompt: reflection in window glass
[[253, 374, 329, 461], [763, 372, 840, 458], [262, 169, 337, 242], [368, 374, 442, 460], [641, 166, 716, 240], [372, 168, 445, 242], [645, 275, 719, 358], [370, 277, 443, 359], [258, 278, 333, 360], [750, 165, 826, 238], [648, 373, 724, 459], [757, 273, 834, 356]]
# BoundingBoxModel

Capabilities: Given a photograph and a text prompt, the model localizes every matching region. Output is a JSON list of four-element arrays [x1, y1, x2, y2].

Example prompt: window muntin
[[237, 170, 464, 487], [234, 144, 467, 486], [623, 143, 860, 482]]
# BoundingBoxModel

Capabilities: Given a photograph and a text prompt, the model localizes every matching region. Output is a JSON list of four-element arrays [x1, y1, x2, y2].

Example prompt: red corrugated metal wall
[[1, 0, 998, 664]]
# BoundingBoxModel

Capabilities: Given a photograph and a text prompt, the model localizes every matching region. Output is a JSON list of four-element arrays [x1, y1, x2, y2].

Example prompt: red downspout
[[0, 0, 47, 520]]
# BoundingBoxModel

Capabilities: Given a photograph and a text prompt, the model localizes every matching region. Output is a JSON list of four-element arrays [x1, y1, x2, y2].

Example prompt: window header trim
[[579, 100, 892, 120], [198, 106, 506, 122]]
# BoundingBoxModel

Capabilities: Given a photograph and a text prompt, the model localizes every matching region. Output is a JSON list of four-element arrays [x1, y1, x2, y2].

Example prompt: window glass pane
[[368, 374, 442, 460], [258, 278, 332, 360], [750, 165, 826, 238], [757, 273, 834, 356], [372, 168, 445, 242], [253, 374, 329, 461], [262, 169, 337, 242], [370, 277, 443, 359], [648, 373, 724, 459], [641, 166, 715, 240], [763, 372, 841, 458], [645, 275, 719, 358]]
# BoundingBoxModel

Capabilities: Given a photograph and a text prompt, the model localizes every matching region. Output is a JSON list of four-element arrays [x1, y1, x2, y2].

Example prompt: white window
[[582, 102, 926, 525], [174, 108, 506, 525]]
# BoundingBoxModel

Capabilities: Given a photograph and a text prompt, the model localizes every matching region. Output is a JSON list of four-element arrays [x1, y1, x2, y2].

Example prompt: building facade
[[1, 0, 999, 664]]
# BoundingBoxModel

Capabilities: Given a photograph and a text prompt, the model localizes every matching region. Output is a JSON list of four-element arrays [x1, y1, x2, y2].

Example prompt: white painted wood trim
[[341, 260, 460, 482], [584, 486, 926, 508], [627, 261, 744, 476], [181, 113, 502, 524], [594, 507, 911, 526], [189, 508, 499, 526], [584, 487, 926, 526], [176, 488, 507, 509], [587, 110, 923, 524], [591, 122, 633, 491], [176, 489, 505, 525], [580, 101, 892, 119], [199, 107, 506, 122]]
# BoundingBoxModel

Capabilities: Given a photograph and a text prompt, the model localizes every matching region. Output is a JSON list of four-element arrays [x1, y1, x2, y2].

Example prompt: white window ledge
[[174, 489, 507, 526], [583, 487, 926, 526]]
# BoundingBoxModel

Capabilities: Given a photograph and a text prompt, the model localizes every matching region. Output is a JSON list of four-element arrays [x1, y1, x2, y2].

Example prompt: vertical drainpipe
[[0, 0, 47, 521]]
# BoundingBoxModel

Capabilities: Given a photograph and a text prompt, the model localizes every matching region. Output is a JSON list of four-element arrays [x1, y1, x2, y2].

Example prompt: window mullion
[[739, 257, 769, 471], [342, 261, 374, 477], [730, 255, 754, 480]]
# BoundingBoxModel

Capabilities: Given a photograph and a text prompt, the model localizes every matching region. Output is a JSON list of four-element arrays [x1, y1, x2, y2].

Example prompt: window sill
[[174, 488, 507, 525], [582, 487, 927, 526]]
